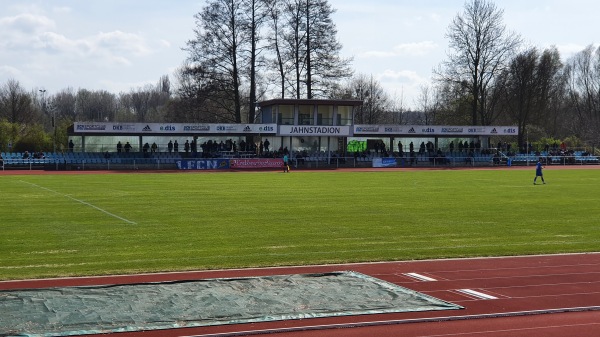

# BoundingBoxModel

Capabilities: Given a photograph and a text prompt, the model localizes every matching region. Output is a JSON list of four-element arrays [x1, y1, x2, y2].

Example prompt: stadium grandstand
[[2, 99, 598, 171]]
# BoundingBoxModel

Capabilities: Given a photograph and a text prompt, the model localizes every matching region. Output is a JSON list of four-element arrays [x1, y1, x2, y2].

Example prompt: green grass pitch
[[1, 168, 599, 280]]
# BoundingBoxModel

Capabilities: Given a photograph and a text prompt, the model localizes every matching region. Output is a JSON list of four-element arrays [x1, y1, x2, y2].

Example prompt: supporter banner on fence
[[372, 158, 398, 168], [74, 123, 277, 135], [230, 158, 282, 169], [176, 159, 230, 170], [353, 125, 518, 136]]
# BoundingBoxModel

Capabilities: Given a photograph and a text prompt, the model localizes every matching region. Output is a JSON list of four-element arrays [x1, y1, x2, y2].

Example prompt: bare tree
[[304, 0, 352, 98], [438, 0, 520, 126], [266, 0, 291, 98], [0, 79, 34, 125], [415, 85, 441, 125], [564, 45, 600, 144], [52, 88, 77, 122], [495, 47, 564, 148], [387, 90, 406, 125], [532, 47, 565, 138], [75, 89, 117, 122], [498, 48, 538, 148], [241, 0, 272, 123], [333, 74, 390, 124], [269, 0, 351, 99], [129, 87, 152, 123], [0, 79, 36, 146], [186, 0, 248, 123], [172, 62, 223, 123], [281, 0, 307, 99]]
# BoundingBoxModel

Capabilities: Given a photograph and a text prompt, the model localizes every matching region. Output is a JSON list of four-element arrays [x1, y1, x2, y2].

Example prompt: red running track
[[1, 253, 599, 336]]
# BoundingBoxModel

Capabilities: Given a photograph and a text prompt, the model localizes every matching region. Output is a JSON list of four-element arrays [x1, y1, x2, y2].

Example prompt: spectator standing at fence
[[124, 142, 132, 152], [69, 140, 74, 152], [534, 158, 546, 185], [264, 139, 270, 152], [151, 142, 158, 152], [117, 141, 122, 153], [168, 140, 173, 153], [184, 140, 190, 153], [174, 140, 179, 153]]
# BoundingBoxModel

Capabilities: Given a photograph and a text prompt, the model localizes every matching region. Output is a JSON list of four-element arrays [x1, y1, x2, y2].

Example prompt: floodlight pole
[[40, 89, 57, 169], [252, 103, 264, 156], [40, 89, 54, 152], [526, 126, 529, 166]]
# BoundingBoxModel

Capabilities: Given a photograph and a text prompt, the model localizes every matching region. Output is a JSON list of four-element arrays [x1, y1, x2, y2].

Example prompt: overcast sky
[[0, 0, 597, 110]]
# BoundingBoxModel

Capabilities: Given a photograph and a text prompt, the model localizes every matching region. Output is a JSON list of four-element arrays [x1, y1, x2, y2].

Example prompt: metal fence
[[1, 151, 599, 171]]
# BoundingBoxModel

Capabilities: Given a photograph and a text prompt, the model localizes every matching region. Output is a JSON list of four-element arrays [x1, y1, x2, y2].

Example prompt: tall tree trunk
[[305, 0, 312, 99], [249, 2, 257, 123]]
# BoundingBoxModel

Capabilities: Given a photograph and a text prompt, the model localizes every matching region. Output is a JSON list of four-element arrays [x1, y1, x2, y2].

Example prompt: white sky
[[0, 0, 597, 110]]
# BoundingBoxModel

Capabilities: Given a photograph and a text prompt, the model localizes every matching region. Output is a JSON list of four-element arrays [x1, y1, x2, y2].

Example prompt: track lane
[[2, 253, 599, 337]]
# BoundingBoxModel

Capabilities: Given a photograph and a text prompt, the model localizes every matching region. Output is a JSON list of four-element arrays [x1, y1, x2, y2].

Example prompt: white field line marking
[[20, 180, 136, 225], [404, 273, 437, 282], [457, 288, 498, 300]]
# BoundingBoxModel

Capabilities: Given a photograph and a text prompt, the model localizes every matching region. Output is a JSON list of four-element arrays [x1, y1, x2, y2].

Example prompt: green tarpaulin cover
[[0, 271, 462, 337]]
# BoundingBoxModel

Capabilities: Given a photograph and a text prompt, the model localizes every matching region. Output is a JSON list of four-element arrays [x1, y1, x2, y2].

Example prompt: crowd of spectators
[[11, 137, 593, 169]]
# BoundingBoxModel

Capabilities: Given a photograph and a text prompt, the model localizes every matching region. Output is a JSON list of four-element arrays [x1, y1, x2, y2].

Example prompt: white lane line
[[20, 180, 137, 225], [404, 273, 438, 282], [180, 306, 600, 337], [457, 288, 498, 300]]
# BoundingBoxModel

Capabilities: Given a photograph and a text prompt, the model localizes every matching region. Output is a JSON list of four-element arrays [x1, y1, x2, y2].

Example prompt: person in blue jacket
[[534, 158, 545, 185]]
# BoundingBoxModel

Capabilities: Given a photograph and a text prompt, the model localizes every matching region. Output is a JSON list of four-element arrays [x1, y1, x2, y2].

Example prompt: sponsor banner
[[74, 122, 518, 136], [493, 127, 519, 135], [230, 158, 282, 169], [354, 125, 519, 136], [372, 158, 398, 168], [354, 125, 381, 134], [176, 159, 230, 170], [355, 125, 407, 134], [212, 124, 277, 134], [182, 125, 211, 132], [74, 122, 110, 132], [74, 123, 277, 134], [463, 126, 518, 135], [279, 125, 351, 136], [74, 123, 183, 133], [142, 124, 179, 133], [240, 124, 276, 133]]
